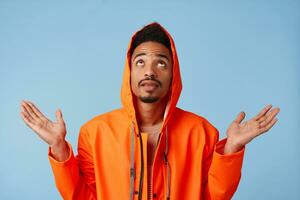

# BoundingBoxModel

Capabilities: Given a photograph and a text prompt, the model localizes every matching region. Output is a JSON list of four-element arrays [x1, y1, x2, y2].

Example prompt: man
[[20, 22, 280, 200]]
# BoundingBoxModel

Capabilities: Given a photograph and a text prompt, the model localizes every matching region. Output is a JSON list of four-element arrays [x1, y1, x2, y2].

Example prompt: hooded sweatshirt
[[48, 22, 245, 200]]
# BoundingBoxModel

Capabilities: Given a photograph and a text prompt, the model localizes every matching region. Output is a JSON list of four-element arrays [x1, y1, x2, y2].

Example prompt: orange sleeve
[[48, 126, 96, 200], [202, 122, 245, 200]]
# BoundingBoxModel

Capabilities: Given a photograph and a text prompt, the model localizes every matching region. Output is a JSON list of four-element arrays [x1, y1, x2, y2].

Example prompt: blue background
[[0, 0, 299, 199]]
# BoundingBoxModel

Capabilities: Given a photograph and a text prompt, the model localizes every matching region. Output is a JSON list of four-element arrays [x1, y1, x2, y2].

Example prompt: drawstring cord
[[129, 122, 135, 200], [137, 130, 144, 200], [129, 122, 144, 200], [129, 123, 171, 200], [164, 126, 171, 200]]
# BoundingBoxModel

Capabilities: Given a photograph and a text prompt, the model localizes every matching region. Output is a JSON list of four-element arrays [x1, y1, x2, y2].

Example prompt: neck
[[136, 98, 168, 128]]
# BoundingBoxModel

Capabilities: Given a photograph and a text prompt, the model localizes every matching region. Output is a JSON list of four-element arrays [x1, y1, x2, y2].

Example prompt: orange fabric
[[48, 23, 245, 200]]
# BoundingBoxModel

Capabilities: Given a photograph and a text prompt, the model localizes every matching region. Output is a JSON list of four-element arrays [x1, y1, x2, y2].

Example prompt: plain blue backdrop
[[0, 1, 299, 199]]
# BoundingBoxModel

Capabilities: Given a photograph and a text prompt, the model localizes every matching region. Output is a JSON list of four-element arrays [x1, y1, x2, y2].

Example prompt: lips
[[140, 80, 159, 91], [140, 80, 159, 87]]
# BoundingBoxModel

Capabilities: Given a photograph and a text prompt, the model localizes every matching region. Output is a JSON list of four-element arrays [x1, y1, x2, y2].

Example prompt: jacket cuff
[[48, 141, 75, 167], [48, 141, 79, 199], [210, 138, 245, 175], [207, 138, 245, 199]]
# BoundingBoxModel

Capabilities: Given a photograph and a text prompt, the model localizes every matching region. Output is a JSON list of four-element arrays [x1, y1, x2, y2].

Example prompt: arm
[[202, 125, 245, 200], [48, 126, 96, 200], [20, 100, 96, 199], [202, 104, 280, 199]]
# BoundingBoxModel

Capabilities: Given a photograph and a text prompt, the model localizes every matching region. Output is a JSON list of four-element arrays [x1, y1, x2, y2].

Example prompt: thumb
[[55, 108, 64, 124], [234, 111, 246, 124]]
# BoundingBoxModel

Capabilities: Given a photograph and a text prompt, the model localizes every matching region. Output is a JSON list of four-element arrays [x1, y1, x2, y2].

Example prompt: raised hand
[[20, 100, 69, 161], [224, 104, 280, 154]]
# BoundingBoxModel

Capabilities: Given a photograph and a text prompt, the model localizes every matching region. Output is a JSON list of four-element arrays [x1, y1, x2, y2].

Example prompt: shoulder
[[80, 108, 128, 132], [174, 107, 220, 150], [174, 107, 218, 131]]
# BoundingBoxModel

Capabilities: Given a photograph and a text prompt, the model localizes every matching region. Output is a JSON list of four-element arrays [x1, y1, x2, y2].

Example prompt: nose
[[144, 62, 158, 78]]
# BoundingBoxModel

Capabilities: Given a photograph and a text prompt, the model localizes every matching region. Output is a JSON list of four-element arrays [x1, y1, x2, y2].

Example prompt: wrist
[[223, 137, 243, 155], [50, 139, 69, 161]]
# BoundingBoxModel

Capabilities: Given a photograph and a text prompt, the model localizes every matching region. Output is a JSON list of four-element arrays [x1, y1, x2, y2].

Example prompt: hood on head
[[121, 22, 182, 131]]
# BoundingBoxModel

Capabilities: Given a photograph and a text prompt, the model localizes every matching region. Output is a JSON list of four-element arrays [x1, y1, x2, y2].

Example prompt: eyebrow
[[133, 53, 170, 61]]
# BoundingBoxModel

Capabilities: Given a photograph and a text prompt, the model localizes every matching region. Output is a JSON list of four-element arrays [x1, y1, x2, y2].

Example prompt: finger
[[234, 112, 246, 124], [257, 115, 267, 123], [55, 109, 64, 124], [21, 102, 36, 123], [258, 108, 277, 124], [253, 104, 272, 121], [26, 101, 46, 119], [21, 100, 39, 120], [20, 110, 36, 128], [260, 118, 278, 134], [20, 111, 43, 135], [258, 107, 280, 122], [259, 108, 280, 128]]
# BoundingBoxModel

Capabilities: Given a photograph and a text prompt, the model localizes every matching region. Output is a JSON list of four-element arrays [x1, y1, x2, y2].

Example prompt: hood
[[121, 22, 182, 132]]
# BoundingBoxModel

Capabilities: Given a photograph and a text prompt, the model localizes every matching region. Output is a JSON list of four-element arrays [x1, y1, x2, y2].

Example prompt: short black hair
[[129, 22, 172, 57]]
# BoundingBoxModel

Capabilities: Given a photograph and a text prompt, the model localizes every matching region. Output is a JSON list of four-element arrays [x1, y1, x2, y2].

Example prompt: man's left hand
[[223, 104, 280, 154]]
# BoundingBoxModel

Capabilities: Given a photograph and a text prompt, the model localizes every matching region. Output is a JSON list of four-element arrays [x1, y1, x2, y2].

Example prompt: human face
[[130, 41, 173, 104]]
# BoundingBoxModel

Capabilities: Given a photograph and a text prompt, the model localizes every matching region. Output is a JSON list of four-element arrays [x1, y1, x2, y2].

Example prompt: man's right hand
[[20, 100, 69, 161]]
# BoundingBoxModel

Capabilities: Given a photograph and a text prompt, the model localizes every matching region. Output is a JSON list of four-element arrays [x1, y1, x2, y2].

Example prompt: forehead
[[131, 41, 172, 59]]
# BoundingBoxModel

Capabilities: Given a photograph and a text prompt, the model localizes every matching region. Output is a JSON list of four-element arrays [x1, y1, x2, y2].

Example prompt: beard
[[139, 95, 160, 103]]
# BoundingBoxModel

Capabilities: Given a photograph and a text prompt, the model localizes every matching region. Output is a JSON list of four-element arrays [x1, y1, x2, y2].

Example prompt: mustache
[[138, 76, 162, 87]]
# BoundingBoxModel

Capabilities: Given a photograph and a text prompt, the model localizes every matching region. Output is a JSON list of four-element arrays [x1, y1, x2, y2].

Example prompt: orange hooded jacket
[[48, 22, 245, 200]]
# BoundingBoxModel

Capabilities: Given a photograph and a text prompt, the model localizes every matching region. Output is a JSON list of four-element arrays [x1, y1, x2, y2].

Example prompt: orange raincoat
[[48, 23, 245, 200]]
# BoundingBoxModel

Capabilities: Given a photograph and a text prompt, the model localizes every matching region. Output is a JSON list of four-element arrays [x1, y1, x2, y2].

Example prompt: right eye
[[136, 60, 144, 67], [135, 60, 144, 66]]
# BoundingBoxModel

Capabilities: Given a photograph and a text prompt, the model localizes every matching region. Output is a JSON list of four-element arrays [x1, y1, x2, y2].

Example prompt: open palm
[[20, 100, 66, 146], [226, 104, 280, 148]]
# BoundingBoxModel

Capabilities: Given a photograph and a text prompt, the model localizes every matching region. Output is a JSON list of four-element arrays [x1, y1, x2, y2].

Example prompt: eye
[[136, 59, 144, 67], [157, 61, 166, 68]]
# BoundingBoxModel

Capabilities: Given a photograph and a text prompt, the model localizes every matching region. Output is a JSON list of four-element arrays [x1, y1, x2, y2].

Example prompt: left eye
[[158, 62, 166, 67]]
